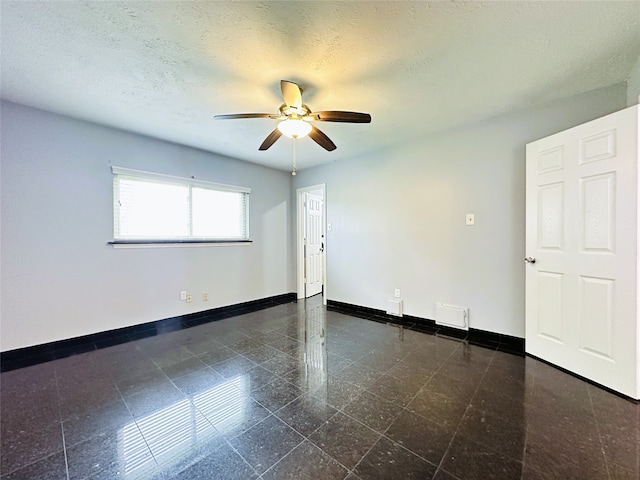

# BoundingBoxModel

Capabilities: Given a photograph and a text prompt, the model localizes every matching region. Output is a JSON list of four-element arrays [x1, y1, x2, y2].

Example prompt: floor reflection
[[297, 301, 328, 391], [120, 375, 248, 477], [193, 375, 249, 432], [3, 296, 637, 479], [120, 421, 160, 479]]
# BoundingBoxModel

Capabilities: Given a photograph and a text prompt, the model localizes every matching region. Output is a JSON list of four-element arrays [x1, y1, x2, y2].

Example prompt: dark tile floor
[[1, 297, 639, 479]]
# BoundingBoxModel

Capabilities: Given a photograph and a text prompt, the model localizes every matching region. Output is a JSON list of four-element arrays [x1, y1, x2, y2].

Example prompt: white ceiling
[[2, 1, 639, 171]]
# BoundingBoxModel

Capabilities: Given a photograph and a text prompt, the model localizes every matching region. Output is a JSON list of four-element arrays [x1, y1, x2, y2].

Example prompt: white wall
[[1, 101, 294, 352], [293, 83, 628, 338], [1, 82, 628, 351], [628, 53, 640, 106]]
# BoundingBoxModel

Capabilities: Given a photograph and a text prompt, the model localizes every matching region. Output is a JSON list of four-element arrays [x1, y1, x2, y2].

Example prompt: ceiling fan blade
[[214, 113, 276, 120], [309, 111, 371, 123], [259, 128, 283, 151], [308, 125, 337, 151], [281, 80, 302, 108]]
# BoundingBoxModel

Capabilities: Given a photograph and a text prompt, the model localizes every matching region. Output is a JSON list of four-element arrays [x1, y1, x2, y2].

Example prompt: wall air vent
[[435, 303, 469, 331]]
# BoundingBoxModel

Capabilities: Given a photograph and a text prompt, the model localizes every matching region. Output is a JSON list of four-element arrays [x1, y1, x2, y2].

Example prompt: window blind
[[112, 167, 250, 242]]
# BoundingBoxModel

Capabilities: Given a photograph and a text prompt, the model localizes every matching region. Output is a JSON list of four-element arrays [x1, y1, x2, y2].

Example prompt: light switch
[[465, 214, 475, 226]]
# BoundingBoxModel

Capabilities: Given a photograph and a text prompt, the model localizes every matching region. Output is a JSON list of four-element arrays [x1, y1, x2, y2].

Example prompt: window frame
[[110, 166, 252, 246]]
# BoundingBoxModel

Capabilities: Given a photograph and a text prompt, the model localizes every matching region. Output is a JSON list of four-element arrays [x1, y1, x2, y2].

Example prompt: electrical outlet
[[180, 291, 187, 301], [394, 288, 401, 298], [203, 293, 208, 301], [186, 295, 192, 303], [465, 214, 475, 226]]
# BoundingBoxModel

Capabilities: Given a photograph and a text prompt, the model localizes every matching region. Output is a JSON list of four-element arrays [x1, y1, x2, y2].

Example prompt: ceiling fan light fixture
[[216, 80, 370, 151], [277, 119, 312, 138]]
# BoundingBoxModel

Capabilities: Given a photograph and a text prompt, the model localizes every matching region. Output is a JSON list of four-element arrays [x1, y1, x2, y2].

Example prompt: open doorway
[[296, 184, 326, 303]]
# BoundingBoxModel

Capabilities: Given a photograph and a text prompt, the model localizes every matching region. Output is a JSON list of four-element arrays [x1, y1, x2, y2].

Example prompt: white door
[[525, 106, 638, 399], [305, 192, 324, 297]]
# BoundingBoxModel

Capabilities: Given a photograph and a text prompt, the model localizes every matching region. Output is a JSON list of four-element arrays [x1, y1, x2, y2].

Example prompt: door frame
[[296, 183, 326, 303]]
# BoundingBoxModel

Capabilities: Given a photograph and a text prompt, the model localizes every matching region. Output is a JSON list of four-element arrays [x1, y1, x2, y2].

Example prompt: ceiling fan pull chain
[[291, 138, 297, 176]]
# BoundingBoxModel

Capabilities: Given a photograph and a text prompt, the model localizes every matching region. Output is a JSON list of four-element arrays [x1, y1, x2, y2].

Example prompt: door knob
[[524, 257, 536, 264]]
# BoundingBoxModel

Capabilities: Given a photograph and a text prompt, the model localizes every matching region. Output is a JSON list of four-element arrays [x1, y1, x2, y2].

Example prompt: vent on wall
[[387, 299, 403, 317], [435, 304, 469, 331]]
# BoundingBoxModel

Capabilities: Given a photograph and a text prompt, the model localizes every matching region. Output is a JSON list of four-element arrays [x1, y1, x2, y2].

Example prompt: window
[[112, 167, 250, 243]]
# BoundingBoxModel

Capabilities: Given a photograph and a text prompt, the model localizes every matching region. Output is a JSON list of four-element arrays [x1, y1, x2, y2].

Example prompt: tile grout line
[[255, 437, 314, 480], [230, 414, 305, 479], [406, 339, 484, 479], [336, 341, 465, 478], [519, 362, 534, 480], [394, 343, 465, 479], [263, 349, 399, 479], [307, 403, 383, 475], [215, 367, 308, 477], [171, 343, 270, 477], [114, 369, 165, 477], [431, 344, 498, 479], [253, 361, 352, 479], [53, 367, 71, 480], [586, 384, 614, 480], [336, 405, 440, 475], [161, 360, 264, 478]]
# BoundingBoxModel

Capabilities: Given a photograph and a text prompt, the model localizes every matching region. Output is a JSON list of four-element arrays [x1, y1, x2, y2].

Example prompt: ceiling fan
[[214, 80, 371, 152]]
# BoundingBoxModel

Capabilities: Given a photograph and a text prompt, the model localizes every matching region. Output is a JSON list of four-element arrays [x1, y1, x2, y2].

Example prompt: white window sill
[[109, 240, 253, 249]]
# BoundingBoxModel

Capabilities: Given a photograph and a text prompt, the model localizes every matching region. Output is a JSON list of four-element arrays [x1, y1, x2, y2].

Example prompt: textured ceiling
[[2, 1, 639, 171]]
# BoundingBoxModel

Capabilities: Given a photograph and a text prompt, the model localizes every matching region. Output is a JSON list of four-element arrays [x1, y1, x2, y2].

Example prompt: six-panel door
[[525, 106, 639, 399]]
